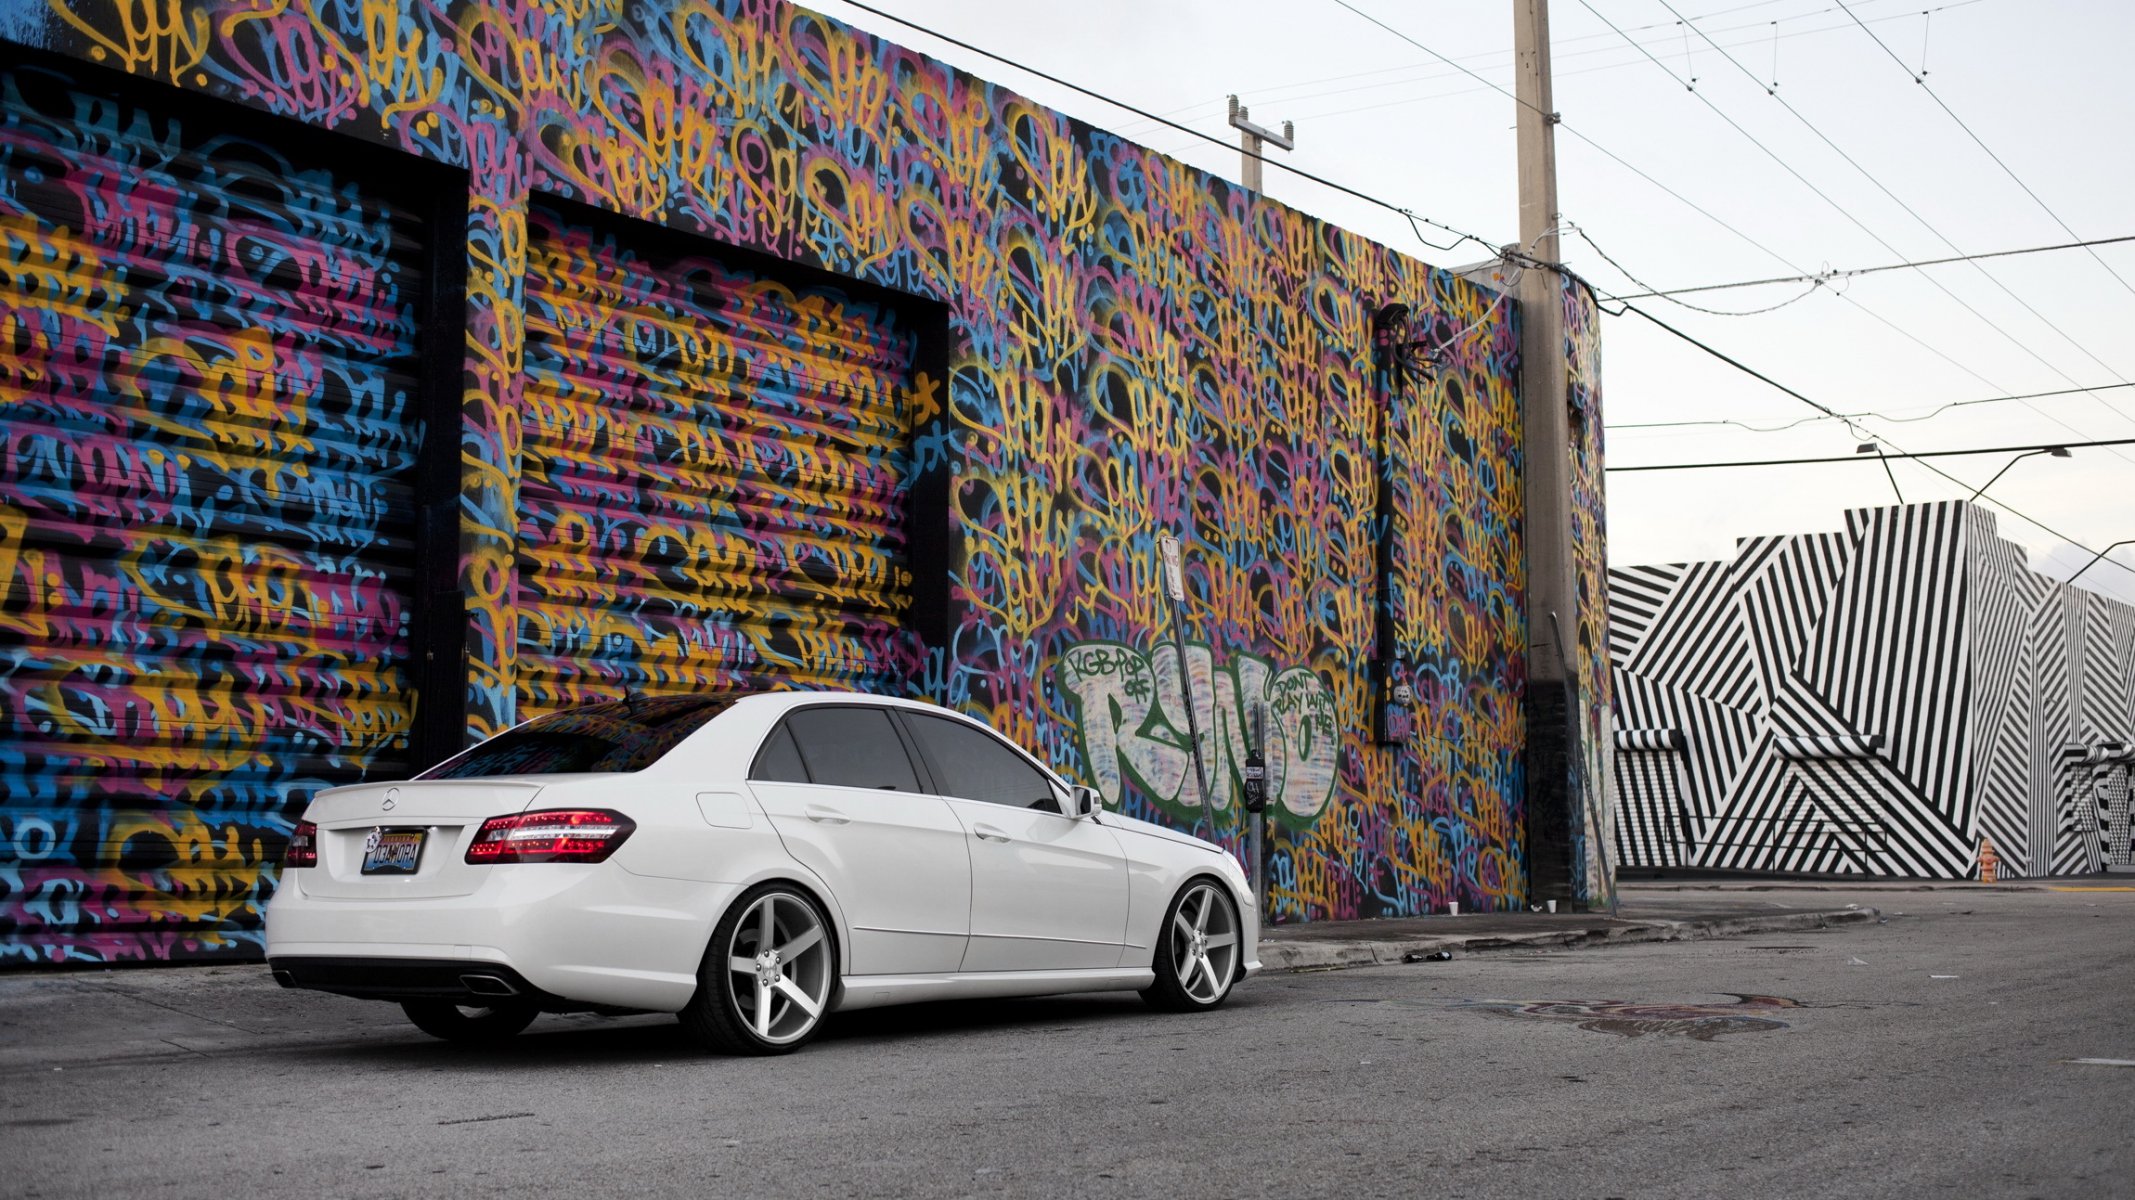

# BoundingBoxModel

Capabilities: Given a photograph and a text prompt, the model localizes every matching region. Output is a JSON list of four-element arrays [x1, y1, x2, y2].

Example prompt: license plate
[[361, 829, 425, 875]]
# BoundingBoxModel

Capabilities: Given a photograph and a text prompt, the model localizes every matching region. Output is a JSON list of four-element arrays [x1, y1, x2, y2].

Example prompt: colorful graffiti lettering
[[1055, 640, 1339, 828], [1562, 277, 1614, 901], [0, 0, 1610, 960]]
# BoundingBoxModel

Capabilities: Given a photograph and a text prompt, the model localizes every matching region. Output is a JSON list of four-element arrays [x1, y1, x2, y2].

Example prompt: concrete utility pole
[[1227, 95, 1294, 194], [1513, 0, 1586, 908]]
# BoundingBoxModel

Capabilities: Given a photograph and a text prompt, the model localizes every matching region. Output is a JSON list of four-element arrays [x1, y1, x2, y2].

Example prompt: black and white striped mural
[[1609, 502, 2135, 879]]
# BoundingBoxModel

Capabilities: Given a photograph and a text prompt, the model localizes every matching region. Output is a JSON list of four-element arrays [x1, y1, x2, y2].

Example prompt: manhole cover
[[1457, 994, 1804, 1040]]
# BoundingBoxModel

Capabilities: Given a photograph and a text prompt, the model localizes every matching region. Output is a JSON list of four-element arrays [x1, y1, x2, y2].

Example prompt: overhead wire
[[1836, 0, 2135, 303], [1134, 0, 1991, 134], [1609, 381, 2135, 433], [1326, 0, 2086, 455], [1579, 0, 2135, 465], [1607, 301, 2135, 581], [819, 0, 1502, 263], [1118, 0, 1981, 134], [1573, 222, 1830, 316], [1607, 436, 2135, 471], [1648, 0, 2135, 436], [820, 0, 2123, 579], [1605, 234, 2135, 301]]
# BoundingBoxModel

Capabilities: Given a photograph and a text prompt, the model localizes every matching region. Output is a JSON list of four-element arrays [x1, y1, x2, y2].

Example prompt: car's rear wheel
[[400, 999, 540, 1043], [1140, 879, 1242, 1012], [680, 884, 837, 1055]]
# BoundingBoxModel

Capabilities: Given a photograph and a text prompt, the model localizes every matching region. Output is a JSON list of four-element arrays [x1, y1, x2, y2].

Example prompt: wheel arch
[[692, 866, 852, 997]]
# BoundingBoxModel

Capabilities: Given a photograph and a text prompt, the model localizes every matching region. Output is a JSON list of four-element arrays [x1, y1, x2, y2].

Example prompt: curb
[[1623, 882, 2048, 893], [1257, 907, 1882, 973]]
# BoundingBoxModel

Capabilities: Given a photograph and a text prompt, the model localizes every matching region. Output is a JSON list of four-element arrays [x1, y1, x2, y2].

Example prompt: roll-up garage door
[[518, 203, 923, 717], [1612, 748, 1688, 868], [0, 65, 428, 963]]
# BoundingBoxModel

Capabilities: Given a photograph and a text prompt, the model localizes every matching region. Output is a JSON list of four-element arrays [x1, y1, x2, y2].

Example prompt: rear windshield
[[419, 696, 732, 779]]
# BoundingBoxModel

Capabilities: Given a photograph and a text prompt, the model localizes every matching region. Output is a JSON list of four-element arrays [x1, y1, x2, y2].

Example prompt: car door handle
[[804, 805, 850, 825], [972, 824, 1012, 843]]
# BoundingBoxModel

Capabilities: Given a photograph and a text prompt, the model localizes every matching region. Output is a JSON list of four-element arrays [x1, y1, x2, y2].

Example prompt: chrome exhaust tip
[[460, 974, 519, 997]]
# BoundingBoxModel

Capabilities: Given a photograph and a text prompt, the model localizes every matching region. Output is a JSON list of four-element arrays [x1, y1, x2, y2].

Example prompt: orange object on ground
[[1979, 837, 2000, 884]]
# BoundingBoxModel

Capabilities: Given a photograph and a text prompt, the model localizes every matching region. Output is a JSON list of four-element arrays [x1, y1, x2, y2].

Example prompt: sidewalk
[[1255, 875, 2132, 971], [1256, 880, 1916, 971]]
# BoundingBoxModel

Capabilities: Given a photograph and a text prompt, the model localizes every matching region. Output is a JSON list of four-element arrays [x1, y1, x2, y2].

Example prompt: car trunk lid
[[294, 780, 548, 900]]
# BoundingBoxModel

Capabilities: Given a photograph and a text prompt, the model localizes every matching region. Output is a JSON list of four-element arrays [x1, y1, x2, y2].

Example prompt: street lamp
[[1966, 445, 2070, 502], [2069, 538, 2135, 585], [1855, 442, 1903, 503]]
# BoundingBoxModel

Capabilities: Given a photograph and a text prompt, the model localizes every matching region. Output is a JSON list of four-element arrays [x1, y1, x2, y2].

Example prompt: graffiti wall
[[0, 59, 440, 962], [1562, 276, 1614, 901], [1055, 640, 1340, 828], [0, 0, 1602, 961]]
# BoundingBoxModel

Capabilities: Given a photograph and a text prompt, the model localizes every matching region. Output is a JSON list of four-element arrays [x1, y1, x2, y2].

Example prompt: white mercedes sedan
[[266, 691, 1259, 1054]]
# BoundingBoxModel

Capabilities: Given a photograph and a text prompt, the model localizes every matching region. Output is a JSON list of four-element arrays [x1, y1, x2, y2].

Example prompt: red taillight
[[283, 821, 319, 868], [465, 809, 636, 864]]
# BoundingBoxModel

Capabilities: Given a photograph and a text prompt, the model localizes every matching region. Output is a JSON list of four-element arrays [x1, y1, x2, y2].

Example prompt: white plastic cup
[[1447, 901, 1459, 916], [1545, 899, 1557, 914]]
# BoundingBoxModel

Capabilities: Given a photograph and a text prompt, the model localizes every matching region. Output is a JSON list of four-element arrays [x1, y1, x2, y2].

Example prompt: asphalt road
[[5, 886, 2130, 1199]]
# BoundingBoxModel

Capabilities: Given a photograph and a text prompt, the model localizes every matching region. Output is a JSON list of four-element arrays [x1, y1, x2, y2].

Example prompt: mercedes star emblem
[[382, 788, 399, 812]]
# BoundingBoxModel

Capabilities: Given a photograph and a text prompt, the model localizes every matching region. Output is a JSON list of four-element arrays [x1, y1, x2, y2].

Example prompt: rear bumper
[[268, 957, 575, 1007], [265, 868, 733, 1012]]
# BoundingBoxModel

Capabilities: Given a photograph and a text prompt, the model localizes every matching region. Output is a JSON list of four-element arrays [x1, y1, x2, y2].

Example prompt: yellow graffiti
[[0, 213, 122, 341], [361, 0, 447, 128], [49, 0, 207, 83]]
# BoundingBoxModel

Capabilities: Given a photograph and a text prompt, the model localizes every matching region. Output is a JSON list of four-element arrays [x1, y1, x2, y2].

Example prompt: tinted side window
[[784, 707, 921, 792], [904, 713, 1058, 810], [750, 723, 811, 784]]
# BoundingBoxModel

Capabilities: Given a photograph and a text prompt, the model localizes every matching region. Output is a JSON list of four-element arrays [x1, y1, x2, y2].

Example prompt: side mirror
[[1069, 785, 1101, 819]]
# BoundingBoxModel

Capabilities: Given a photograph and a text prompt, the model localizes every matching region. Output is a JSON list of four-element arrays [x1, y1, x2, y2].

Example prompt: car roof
[[728, 690, 965, 718]]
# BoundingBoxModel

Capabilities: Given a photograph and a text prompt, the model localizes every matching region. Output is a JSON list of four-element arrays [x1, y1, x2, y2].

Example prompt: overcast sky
[[816, 0, 2135, 605]]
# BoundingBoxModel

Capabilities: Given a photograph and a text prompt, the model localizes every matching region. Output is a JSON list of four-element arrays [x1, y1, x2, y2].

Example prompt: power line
[[1121, 0, 1988, 134], [819, 0, 1499, 259], [1836, 0, 2135, 303], [1573, 223, 1827, 317], [1607, 301, 2135, 580], [1329, 0, 2114, 460], [823, 0, 2123, 576], [1582, 1, 2135, 456], [1578, 221, 2114, 441], [1327, 0, 1808, 271], [1608, 437, 2135, 472], [1650, 0, 2135, 435], [1609, 381, 2135, 433], [1605, 234, 2135, 300]]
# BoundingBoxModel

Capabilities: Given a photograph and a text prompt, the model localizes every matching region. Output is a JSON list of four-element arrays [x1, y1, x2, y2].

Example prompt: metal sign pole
[[1157, 533, 1213, 840], [1244, 702, 1269, 920]]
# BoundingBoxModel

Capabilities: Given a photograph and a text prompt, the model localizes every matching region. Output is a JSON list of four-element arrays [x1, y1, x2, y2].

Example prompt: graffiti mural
[[516, 200, 929, 713], [0, 60, 432, 962], [1056, 640, 1339, 827], [1, 0, 1606, 959], [1610, 500, 2135, 879], [1562, 276, 1614, 903]]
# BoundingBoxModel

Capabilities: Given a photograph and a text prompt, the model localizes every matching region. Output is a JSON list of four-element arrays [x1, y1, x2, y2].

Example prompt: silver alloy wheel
[[1168, 882, 1240, 1004], [723, 891, 834, 1046]]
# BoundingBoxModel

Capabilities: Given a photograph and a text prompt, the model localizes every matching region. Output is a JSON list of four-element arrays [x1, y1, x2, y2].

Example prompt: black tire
[[679, 883, 839, 1056], [400, 999, 539, 1043], [1140, 877, 1243, 1013]]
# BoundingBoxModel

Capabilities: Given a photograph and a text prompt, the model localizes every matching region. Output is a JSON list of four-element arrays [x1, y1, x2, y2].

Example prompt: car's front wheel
[[1140, 878, 1242, 1012], [680, 883, 838, 1055], [400, 999, 540, 1043]]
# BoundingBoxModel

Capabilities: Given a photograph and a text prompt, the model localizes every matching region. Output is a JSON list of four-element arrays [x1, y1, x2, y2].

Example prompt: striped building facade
[[1610, 501, 2135, 879]]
